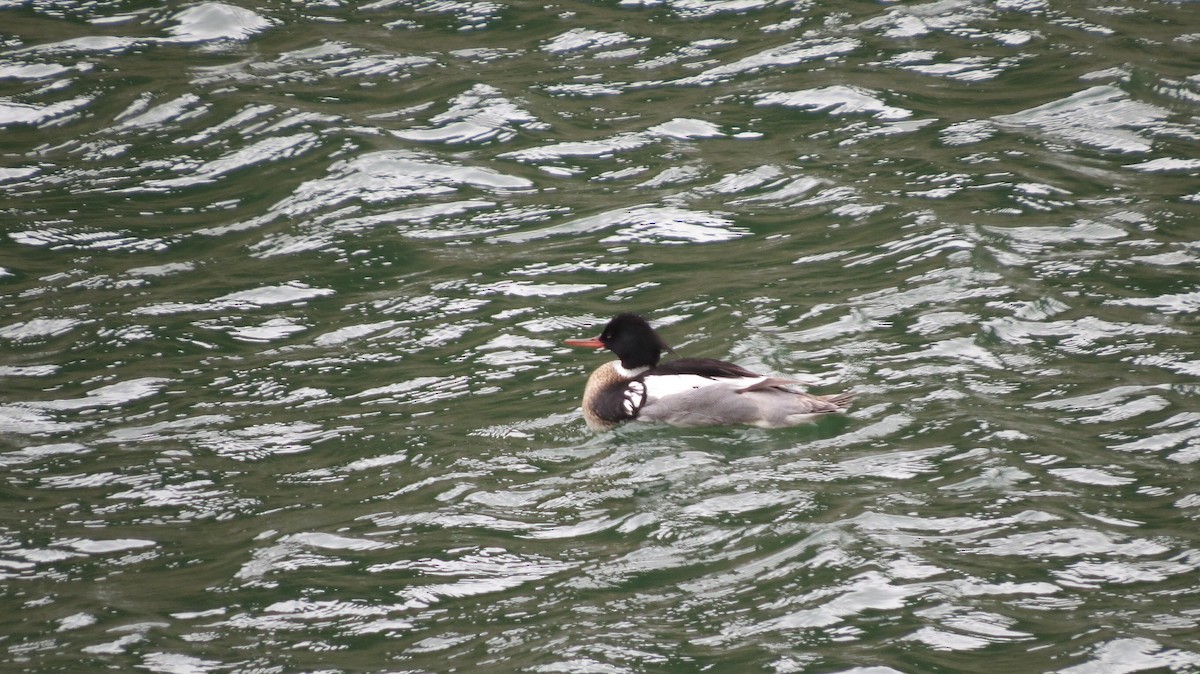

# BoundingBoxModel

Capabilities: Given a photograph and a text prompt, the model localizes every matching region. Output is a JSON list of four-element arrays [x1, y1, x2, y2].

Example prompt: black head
[[598, 313, 672, 369]]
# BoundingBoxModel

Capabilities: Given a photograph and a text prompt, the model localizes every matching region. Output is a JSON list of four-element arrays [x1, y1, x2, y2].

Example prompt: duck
[[564, 312, 854, 431]]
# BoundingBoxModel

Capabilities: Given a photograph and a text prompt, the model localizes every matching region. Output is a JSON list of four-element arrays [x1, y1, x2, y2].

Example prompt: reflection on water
[[2, 0, 1199, 671]]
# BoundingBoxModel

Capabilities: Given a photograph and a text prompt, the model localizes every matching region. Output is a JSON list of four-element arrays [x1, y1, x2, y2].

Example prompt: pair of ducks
[[565, 313, 853, 431]]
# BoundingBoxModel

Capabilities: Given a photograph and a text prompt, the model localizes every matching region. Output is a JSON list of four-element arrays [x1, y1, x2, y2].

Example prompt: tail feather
[[822, 391, 855, 411]]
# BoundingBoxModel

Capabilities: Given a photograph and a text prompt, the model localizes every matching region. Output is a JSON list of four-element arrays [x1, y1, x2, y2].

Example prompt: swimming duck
[[565, 313, 854, 431]]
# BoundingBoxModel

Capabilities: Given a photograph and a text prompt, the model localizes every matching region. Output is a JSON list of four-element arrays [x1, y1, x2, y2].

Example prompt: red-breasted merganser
[[565, 313, 854, 431]]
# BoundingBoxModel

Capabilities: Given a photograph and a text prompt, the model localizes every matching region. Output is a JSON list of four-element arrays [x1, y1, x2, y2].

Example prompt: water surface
[[2, 1, 1199, 672]]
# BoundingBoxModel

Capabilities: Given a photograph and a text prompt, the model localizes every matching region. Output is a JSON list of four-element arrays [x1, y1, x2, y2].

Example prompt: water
[[2, 0, 1199, 671]]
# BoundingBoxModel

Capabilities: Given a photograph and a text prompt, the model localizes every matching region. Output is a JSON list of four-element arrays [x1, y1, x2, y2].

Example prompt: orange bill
[[564, 336, 605, 349]]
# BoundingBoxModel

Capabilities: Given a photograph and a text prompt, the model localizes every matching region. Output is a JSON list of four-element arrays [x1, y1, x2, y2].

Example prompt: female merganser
[[565, 313, 854, 431]]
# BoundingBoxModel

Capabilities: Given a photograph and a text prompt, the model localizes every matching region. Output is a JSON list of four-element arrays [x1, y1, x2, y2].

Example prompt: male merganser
[[565, 313, 854, 431]]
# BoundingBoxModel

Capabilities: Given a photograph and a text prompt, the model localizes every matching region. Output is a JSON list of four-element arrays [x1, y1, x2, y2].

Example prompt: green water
[[2, 1, 1199, 672]]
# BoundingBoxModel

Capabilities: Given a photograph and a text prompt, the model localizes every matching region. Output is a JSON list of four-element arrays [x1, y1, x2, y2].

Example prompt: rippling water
[[3, 0, 1199, 671]]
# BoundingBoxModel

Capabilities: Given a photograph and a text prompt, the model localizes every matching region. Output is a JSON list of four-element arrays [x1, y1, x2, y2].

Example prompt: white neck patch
[[614, 362, 650, 379]]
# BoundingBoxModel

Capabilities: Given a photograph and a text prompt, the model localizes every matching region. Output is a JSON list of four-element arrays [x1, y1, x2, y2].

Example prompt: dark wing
[[649, 358, 763, 380]]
